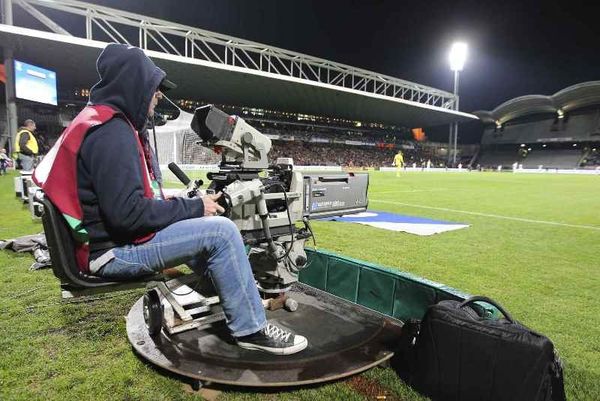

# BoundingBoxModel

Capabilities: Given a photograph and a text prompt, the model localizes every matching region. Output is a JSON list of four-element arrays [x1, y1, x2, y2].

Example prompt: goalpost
[[150, 110, 220, 180]]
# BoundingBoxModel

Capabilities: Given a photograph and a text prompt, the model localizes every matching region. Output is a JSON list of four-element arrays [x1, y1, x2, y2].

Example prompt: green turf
[[1, 170, 598, 400]]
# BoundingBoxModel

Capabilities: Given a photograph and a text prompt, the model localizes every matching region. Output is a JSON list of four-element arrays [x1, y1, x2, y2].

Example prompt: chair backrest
[[40, 194, 118, 289]]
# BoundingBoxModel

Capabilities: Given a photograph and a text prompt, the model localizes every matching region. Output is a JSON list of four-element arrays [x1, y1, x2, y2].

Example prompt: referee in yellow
[[393, 150, 404, 177]]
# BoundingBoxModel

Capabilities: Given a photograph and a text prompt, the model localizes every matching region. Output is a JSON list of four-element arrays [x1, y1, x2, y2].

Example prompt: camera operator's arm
[[81, 119, 205, 240]]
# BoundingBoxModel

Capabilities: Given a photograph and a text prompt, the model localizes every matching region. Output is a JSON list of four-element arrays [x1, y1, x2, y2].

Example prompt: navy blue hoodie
[[77, 44, 203, 254]]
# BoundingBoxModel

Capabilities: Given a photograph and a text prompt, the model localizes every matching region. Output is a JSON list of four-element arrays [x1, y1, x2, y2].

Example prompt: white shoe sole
[[237, 335, 308, 355]]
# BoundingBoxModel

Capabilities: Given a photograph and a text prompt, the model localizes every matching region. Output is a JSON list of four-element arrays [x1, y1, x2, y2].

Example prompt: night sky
[[6, 0, 600, 142], [87, 0, 600, 113]]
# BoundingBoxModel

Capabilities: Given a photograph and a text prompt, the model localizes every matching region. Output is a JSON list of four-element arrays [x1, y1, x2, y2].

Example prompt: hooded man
[[36, 44, 307, 355]]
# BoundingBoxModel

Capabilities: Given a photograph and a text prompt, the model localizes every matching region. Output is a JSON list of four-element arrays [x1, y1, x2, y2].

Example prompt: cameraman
[[38, 44, 307, 355]]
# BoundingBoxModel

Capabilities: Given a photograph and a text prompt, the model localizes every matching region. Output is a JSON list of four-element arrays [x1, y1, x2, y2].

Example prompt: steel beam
[[7, 0, 457, 110], [14, 0, 71, 35]]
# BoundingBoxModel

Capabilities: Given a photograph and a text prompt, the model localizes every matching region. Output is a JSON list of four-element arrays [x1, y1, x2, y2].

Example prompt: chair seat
[[39, 193, 163, 292]]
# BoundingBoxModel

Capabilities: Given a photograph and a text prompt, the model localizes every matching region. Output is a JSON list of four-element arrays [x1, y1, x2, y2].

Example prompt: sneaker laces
[[263, 323, 292, 342]]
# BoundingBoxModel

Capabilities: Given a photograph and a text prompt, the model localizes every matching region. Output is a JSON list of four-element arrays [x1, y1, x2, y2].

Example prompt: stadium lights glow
[[449, 42, 468, 71], [542, 144, 547, 147]]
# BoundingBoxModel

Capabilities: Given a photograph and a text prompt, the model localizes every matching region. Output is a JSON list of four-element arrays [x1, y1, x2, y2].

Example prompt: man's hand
[[202, 192, 225, 216]]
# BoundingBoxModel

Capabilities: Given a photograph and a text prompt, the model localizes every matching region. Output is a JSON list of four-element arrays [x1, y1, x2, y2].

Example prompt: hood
[[89, 44, 165, 130]]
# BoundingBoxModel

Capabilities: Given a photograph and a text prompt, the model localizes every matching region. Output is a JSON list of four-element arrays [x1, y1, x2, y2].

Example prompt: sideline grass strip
[[1, 170, 599, 400]]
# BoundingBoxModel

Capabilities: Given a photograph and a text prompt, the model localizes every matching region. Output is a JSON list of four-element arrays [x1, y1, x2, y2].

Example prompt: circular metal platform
[[126, 283, 403, 387]]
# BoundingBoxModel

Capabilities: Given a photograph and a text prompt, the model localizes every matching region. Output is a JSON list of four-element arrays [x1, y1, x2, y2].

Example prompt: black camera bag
[[406, 296, 566, 401]]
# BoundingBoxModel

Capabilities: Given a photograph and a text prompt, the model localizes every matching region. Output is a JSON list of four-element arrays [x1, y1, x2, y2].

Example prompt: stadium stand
[[477, 148, 520, 168], [269, 141, 397, 167], [163, 105, 429, 167], [522, 148, 582, 169], [474, 81, 600, 169], [1, 102, 473, 169]]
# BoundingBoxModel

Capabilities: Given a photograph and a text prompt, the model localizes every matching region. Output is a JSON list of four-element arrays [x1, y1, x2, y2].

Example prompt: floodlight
[[449, 42, 468, 71], [447, 41, 468, 167]]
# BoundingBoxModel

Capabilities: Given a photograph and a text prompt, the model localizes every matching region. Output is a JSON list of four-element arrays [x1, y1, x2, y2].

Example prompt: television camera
[[186, 105, 369, 292], [150, 105, 368, 335]]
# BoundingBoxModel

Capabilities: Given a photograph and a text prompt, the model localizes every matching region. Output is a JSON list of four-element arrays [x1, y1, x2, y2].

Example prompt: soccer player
[[393, 150, 404, 177]]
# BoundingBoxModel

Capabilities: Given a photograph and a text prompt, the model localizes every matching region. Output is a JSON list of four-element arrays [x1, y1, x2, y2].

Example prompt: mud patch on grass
[[347, 374, 401, 401]]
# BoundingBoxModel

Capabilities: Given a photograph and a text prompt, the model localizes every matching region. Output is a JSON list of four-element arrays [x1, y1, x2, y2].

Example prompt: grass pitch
[[1, 170, 598, 400]]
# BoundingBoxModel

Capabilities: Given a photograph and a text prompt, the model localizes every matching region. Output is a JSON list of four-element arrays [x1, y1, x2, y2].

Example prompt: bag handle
[[459, 296, 514, 323]]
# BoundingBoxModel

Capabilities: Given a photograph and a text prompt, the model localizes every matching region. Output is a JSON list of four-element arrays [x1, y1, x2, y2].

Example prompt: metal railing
[[9, 0, 457, 109]]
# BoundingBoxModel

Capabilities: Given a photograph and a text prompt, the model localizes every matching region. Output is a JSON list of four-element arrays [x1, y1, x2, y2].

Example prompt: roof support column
[[2, 0, 18, 153]]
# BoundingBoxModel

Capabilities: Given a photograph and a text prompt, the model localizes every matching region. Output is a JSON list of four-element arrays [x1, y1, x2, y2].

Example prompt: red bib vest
[[33, 105, 156, 274]]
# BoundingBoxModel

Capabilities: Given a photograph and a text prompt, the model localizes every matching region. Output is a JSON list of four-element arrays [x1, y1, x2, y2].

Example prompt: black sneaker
[[236, 323, 308, 355]]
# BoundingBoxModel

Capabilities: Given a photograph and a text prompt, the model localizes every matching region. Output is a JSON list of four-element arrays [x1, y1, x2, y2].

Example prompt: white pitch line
[[371, 199, 600, 231], [375, 188, 453, 194]]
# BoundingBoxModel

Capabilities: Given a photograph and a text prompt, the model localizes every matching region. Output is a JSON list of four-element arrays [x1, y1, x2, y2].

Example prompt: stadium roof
[[473, 81, 600, 125], [0, 23, 476, 128]]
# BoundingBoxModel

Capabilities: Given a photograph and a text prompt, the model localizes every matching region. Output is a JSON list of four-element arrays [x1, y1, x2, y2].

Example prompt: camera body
[[190, 105, 369, 293]]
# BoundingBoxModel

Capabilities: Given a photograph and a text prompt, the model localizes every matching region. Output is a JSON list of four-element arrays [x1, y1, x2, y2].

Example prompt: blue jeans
[[97, 216, 267, 337]]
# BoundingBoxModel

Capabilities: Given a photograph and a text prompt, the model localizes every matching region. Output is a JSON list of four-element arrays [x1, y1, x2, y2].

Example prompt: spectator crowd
[[267, 141, 448, 168], [269, 141, 397, 167]]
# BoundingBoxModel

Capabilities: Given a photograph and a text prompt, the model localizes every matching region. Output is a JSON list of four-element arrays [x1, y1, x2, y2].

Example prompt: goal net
[[151, 109, 220, 168]]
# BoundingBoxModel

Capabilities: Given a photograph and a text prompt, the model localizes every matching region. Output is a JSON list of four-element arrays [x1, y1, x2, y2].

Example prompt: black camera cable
[[263, 182, 295, 262], [263, 182, 316, 272]]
